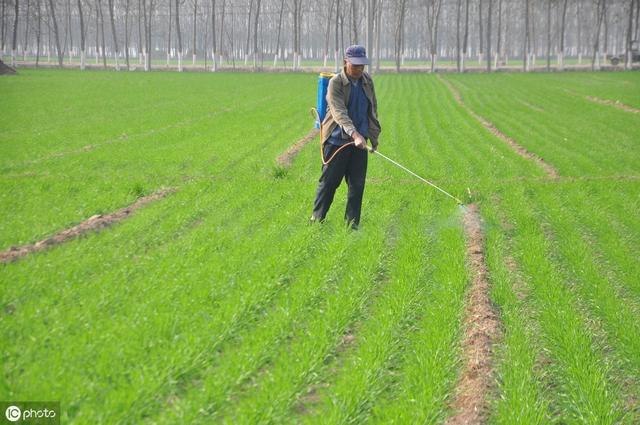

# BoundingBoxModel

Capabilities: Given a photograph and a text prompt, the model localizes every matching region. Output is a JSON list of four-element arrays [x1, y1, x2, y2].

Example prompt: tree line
[[1, 0, 639, 72]]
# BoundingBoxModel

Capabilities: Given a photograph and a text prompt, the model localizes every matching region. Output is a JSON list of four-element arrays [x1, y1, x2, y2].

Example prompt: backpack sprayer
[[312, 72, 464, 206]]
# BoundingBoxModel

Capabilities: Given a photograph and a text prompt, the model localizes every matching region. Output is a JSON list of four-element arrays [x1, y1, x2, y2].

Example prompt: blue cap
[[345, 45, 369, 65]]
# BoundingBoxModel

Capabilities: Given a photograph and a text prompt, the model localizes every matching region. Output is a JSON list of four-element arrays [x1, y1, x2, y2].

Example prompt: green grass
[[1, 69, 639, 423]]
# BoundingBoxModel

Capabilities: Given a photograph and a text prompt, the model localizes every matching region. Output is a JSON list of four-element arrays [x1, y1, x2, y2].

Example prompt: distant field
[[1, 69, 639, 424]]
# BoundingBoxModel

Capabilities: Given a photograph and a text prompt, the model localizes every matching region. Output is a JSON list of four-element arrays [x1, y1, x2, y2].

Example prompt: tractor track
[[438, 75, 559, 179], [445, 203, 501, 425], [276, 128, 320, 167], [0, 188, 175, 263]]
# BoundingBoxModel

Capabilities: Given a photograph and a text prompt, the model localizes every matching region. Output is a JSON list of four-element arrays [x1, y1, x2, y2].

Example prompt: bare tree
[[124, 0, 129, 68], [192, 0, 197, 64], [293, 0, 302, 69], [456, 0, 462, 71], [462, 0, 469, 70], [218, 0, 225, 63], [323, 0, 335, 67], [558, 0, 568, 69], [175, 0, 183, 70], [77, 0, 85, 68], [272, 0, 284, 66], [494, 0, 502, 68], [626, 0, 635, 68], [350, 0, 357, 43], [546, 0, 552, 71], [524, 0, 530, 71], [108, 0, 120, 70], [1, 0, 6, 53], [166, 0, 171, 66], [23, 0, 30, 60], [486, 0, 492, 71], [35, 0, 41, 65], [252, 0, 261, 69], [244, 0, 252, 65], [46, 0, 62, 66], [210, 0, 215, 70], [334, 0, 340, 69], [98, 0, 106, 68], [592, 0, 605, 70], [11, 0, 18, 65], [394, 0, 406, 71], [425, 0, 443, 72]]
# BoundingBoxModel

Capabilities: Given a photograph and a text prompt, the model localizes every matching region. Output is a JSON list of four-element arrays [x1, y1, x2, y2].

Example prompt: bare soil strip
[[276, 128, 320, 167], [0, 188, 174, 263], [446, 204, 501, 425], [438, 75, 559, 179], [585, 96, 640, 114]]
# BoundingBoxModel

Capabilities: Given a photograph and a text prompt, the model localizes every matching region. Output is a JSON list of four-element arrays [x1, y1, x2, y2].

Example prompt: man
[[310, 45, 382, 230]]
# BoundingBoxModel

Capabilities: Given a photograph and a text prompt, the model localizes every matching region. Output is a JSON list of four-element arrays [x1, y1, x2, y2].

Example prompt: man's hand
[[352, 131, 367, 150]]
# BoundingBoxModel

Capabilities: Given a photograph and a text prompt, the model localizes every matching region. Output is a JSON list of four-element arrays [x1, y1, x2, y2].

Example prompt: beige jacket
[[321, 69, 382, 147]]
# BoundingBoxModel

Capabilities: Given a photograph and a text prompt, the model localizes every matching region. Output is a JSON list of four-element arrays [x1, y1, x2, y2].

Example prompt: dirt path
[[438, 75, 559, 179], [585, 96, 640, 114], [445, 203, 501, 425], [0, 188, 175, 263], [276, 129, 319, 167]]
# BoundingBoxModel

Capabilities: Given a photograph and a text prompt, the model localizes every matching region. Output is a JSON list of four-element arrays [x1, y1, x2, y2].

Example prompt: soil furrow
[[445, 203, 501, 425], [0, 188, 175, 263], [438, 75, 559, 179], [585, 96, 640, 114], [276, 128, 319, 167]]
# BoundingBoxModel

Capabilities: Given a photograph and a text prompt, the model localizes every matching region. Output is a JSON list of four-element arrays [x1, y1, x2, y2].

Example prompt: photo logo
[[1, 402, 59, 424], [5, 406, 21, 422]]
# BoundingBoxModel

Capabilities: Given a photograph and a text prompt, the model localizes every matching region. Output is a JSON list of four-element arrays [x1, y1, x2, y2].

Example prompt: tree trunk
[[273, 0, 284, 67], [426, 0, 442, 73], [366, 0, 373, 71], [252, 0, 260, 69], [192, 0, 197, 65], [66, 0, 71, 62], [626, 0, 635, 68], [218, 0, 224, 64], [47, 0, 62, 66], [592, 0, 605, 70], [463, 0, 469, 70], [456, 0, 462, 71], [23, 0, 30, 60], [167, 0, 171, 66], [36, 0, 41, 65], [145, 0, 153, 70], [176, 0, 182, 70], [78, 0, 85, 69], [334, 0, 340, 70], [524, 0, 529, 71], [1, 0, 6, 53], [211, 0, 217, 72], [124, 0, 130, 68], [98, 0, 106, 68], [478, 0, 483, 64], [546, 0, 551, 71], [323, 0, 334, 68], [11, 0, 18, 66], [558, 0, 567, 69], [374, 0, 382, 72], [108, 0, 120, 70], [244, 0, 252, 65], [394, 0, 406, 72], [351, 0, 357, 44], [577, 0, 582, 64], [494, 0, 502, 68], [486, 0, 492, 71]]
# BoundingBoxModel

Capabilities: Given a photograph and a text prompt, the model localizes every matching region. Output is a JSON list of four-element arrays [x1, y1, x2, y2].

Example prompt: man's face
[[345, 61, 365, 79]]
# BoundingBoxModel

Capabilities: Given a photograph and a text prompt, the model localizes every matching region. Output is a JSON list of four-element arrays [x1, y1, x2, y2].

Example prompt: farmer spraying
[[310, 45, 382, 230]]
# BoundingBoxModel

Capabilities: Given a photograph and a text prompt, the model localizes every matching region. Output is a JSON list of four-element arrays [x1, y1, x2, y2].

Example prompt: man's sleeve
[[327, 78, 356, 136]]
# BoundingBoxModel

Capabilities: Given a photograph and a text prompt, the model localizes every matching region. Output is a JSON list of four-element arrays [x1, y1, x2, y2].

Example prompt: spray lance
[[311, 73, 464, 206]]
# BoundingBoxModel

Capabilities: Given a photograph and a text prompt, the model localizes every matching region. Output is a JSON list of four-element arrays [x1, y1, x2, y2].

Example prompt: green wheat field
[[1, 69, 639, 424]]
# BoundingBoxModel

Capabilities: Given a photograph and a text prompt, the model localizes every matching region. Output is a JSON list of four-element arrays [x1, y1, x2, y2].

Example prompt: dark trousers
[[312, 143, 368, 226]]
